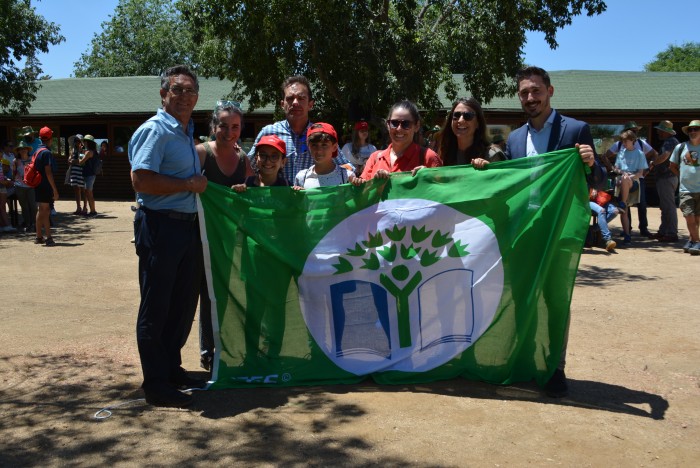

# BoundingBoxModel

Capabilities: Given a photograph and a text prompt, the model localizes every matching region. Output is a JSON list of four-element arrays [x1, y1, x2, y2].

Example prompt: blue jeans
[[590, 201, 618, 241]]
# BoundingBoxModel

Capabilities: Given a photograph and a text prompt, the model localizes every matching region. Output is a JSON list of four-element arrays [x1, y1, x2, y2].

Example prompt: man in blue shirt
[[129, 65, 208, 408], [248, 75, 353, 184]]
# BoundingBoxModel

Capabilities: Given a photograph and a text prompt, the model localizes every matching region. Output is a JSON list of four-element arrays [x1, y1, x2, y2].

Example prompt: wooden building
[[1, 71, 699, 201]]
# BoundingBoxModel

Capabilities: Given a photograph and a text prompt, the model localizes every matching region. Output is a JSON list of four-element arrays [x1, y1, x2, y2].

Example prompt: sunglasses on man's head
[[452, 111, 476, 121], [216, 100, 241, 109], [388, 119, 414, 130]]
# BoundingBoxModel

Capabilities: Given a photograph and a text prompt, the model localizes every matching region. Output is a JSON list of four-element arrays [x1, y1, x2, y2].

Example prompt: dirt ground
[[1, 200, 698, 467]]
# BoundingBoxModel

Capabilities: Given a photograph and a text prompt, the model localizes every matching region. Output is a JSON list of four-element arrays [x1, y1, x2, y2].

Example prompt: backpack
[[23, 148, 44, 188]]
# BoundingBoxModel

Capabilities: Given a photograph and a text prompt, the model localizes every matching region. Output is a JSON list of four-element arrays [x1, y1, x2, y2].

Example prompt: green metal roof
[[11, 70, 700, 117]]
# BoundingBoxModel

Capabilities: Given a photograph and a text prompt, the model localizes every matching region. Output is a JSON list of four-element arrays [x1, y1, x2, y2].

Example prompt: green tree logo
[[332, 224, 470, 348]]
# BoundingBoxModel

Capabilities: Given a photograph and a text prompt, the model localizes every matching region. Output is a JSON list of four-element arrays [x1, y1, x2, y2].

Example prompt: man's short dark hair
[[281, 75, 313, 101], [516, 66, 551, 88], [161, 65, 199, 91]]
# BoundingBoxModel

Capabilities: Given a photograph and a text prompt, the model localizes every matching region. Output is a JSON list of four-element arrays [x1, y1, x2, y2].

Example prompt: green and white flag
[[198, 148, 589, 389]]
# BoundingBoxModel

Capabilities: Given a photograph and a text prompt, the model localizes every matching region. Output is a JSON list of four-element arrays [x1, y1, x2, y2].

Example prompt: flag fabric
[[198, 148, 590, 389]]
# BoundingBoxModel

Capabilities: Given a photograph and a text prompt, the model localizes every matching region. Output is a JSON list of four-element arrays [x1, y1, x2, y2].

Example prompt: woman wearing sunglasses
[[353, 100, 441, 184], [438, 98, 499, 169]]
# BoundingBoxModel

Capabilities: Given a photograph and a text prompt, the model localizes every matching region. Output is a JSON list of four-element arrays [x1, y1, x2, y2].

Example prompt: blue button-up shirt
[[128, 108, 201, 213]]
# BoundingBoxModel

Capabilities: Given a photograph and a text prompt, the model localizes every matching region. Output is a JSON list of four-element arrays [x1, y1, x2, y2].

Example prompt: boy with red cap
[[294, 123, 355, 188], [232, 135, 289, 191]]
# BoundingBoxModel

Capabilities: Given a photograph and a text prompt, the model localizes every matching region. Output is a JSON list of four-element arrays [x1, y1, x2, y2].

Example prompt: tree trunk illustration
[[380, 271, 423, 348]]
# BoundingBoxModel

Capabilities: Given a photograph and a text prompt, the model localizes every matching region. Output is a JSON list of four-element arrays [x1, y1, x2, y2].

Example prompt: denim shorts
[[85, 175, 96, 190]]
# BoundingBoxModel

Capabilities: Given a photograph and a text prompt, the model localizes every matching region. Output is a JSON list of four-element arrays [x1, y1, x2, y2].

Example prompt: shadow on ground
[[0, 351, 668, 466]]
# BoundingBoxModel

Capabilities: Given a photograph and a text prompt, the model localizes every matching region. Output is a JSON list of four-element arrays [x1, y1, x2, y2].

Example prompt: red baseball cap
[[255, 135, 286, 155], [39, 126, 54, 140], [354, 121, 369, 131], [307, 122, 338, 156]]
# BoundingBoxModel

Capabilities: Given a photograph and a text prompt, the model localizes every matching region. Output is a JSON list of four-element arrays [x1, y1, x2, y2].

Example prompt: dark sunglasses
[[687, 127, 700, 133], [388, 119, 414, 130], [452, 111, 476, 121]]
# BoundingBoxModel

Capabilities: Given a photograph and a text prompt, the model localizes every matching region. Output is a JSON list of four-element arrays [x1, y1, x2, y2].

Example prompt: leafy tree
[[333, 224, 469, 348], [644, 42, 700, 72], [0, 0, 64, 115], [73, 0, 197, 77], [176, 0, 606, 120]]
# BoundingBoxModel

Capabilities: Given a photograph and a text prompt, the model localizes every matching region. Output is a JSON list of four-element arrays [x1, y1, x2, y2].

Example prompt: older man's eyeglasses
[[216, 100, 241, 109], [687, 127, 700, 133], [388, 119, 413, 130], [169, 86, 199, 96], [452, 111, 476, 121]]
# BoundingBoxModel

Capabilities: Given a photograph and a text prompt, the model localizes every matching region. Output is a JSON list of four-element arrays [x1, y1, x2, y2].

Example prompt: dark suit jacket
[[505, 110, 606, 188]]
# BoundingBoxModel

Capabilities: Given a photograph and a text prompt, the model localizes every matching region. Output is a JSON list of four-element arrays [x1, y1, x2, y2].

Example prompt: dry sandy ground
[[1, 200, 698, 467]]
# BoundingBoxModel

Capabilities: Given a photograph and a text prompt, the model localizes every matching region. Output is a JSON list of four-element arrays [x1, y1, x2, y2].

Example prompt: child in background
[[614, 130, 648, 244], [232, 135, 289, 192], [294, 123, 355, 188], [341, 121, 377, 176]]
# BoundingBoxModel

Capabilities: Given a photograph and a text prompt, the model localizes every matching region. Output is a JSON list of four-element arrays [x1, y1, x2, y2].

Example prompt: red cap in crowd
[[39, 126, 54, 140], [354, 121, 369, 131], [255, 135, 286, 155]]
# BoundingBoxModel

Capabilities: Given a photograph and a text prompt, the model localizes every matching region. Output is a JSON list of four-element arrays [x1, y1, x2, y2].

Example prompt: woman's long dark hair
[[438, 97, 488, 166]]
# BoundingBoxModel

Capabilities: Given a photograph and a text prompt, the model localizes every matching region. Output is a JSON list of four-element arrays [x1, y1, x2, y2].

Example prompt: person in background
[[341, 120, 377, 176], [99, 141, 109, 159], [604, 121, 657, 238], [649, 120, 680, 242], [12, 140, 36, 232], [489, 134, 507, 161], [670, 120, 700, 255], [34, 127, 59, 246], [80, 135, 99, 217], [437, 97, 494, 169], [613, 130, 648, 245], [67, 134, 87, 215], [0, 156, 15, 233]]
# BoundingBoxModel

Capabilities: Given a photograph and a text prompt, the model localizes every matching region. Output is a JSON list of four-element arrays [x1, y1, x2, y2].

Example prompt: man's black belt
[[141, 207, 198, 222]]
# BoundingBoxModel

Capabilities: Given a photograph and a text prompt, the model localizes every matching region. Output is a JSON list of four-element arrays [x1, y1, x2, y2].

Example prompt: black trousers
[[134, 208, 202, 389]]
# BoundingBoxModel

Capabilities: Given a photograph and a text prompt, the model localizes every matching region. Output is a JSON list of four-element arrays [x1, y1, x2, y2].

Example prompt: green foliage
[[0, 0, 64, 114], [73, 0, 197, 77], [645, 42, 700, 72], [175, 0, 605, 120]]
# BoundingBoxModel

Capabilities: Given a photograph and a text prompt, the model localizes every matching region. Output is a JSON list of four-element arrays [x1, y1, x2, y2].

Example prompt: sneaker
[[689, 242, 700, 256], [639, 229, 652, 237], [683, 240, 692, 253], [50, 208, 57, 216], [169, 367, 207, 389], [44, 237, 55, 247], [544, 368, 569, 398], [605, 239, 617, 251], [87, 211, 98, 218], [73, 209, 82, 215], [34, 237, 44, 244], [623, 234, 631, 245]]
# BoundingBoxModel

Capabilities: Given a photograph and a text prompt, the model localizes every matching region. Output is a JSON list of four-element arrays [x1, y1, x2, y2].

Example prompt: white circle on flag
[[298, 198, 503, 374]]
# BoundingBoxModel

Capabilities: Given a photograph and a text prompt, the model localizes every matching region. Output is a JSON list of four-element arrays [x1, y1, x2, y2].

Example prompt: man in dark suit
[[505, 66, 605, 398]]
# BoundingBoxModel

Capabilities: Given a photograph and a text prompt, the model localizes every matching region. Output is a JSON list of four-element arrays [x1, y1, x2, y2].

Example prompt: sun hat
[[654, 120, 675, 135], [15, 140, 32, 152], [83, 134, 96, 143], [622, 121, 641, 132], [39, 126, 53, 140], [21, 126, 35, 137], [682, 120, 700, 135], [354, 121, 369, 131], [255, 135, 286, 155]]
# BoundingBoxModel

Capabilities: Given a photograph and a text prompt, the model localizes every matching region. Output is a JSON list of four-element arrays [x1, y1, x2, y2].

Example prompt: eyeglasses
[[687, 127, 700, 133], [452, 111, 476, 121], [216, 100, 241, 109], [168, 86, 199, 96], [257, 152, 281, 162], [388, 119, 414, 130]]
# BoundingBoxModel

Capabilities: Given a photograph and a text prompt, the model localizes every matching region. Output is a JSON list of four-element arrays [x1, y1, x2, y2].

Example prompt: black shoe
[[169, 367, 207, 389], [544, 368, 569, 398], [639, 229, 652, 237], [144, 384, 193, 408]]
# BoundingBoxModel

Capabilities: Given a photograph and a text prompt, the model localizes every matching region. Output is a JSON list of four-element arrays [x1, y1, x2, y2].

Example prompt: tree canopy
[[644, 42, 700, 72], [0, 0, 64, 115], [176, 0, 605, 120], [73, 0, 197, 77]]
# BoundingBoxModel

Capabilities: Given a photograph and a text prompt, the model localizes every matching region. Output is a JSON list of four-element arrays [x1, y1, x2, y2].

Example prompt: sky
[[31, 0, 700, 79]]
